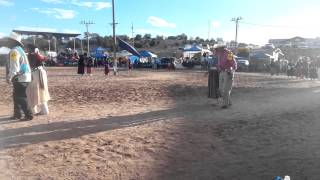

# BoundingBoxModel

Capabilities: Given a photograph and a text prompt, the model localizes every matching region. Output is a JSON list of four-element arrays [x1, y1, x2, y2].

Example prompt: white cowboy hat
[[213, 43, 226, 49], [6, 32, 24, 47]]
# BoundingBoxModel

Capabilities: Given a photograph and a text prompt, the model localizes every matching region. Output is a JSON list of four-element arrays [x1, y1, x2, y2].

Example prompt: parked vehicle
[[235, 57, 250, 71], [157, 57, 176, 69]]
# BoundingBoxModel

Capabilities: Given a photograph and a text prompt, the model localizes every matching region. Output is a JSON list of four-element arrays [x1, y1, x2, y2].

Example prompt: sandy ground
[[1, 67, 320, 180]]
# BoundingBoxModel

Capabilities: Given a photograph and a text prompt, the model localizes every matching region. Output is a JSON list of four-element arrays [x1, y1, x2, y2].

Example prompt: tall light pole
[[80, 20, 95, 54], [131, 22, 134, 46], [80, 38, 83, 54], [111, 0, 118, 75], [53, 37, 57, 52], [231, 16, 243, 47], [208, 20, 211, 40]]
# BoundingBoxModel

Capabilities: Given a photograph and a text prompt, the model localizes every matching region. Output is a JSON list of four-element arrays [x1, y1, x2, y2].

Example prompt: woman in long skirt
[[104, 61, 110, 76], [77, 55, 85, 75], [26, 44, 51, 115], [86, 57, 93, 75]]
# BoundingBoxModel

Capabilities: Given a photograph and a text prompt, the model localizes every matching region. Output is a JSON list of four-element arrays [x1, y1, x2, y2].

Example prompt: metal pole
[[54, 37, 57, 52], [131, 22, 134, 46], [48, 38, 51, 61], [48, 39, 51, 52], [86, 24, 89, 54], [80, 38, 83, 54], [112, 0, 117, 75], [73, 37, 76, 51], [235, 21, 239, 46], [208, 20, 210, 40], [80, 21, 94, 54], [231, 17, 242, 48]]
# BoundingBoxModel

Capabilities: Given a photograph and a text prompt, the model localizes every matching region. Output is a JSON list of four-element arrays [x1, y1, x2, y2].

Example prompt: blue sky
[[1, 0, 320, 45]]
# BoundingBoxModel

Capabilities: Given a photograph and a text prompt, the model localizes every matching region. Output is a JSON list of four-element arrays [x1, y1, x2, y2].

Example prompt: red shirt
[[215, 49, 237, 71]]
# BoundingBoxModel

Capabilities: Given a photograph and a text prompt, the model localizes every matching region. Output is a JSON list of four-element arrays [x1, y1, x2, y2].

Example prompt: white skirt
[[26, 67, 51, 113]]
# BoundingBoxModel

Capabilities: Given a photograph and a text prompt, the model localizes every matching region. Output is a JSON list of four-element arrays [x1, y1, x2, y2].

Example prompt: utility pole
[[80, 38, 83, 54], [54, 37, 57, 52], [111, 0, 118, 75], [80, 20, 95, 54], [208, 20, 211, 41], [231, 16, 243, 47], [131, 22, 134, 46]]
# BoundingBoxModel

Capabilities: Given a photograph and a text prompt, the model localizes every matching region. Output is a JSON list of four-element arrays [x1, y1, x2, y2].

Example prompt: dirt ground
[[1, 67, 320, 180]]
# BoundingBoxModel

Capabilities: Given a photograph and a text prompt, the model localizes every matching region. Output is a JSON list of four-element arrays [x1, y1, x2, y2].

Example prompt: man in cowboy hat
[[213, 43, 237, 109], [5, 32, 33, 121]]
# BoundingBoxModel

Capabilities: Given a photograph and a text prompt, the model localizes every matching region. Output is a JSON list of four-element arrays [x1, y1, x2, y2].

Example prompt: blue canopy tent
[[94, 47, 107, 59], [184, 46, 202, 52], [183, 45, 203, 59], [139, 50, 158, 58], [129, 55, 139, 63]]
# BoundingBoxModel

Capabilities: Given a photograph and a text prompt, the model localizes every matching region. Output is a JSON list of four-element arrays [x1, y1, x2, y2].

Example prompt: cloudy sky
[[1, 0, 320, 45]]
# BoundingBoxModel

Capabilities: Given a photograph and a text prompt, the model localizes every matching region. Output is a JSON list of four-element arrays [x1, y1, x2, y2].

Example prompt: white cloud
[[39, 0, 112, 10], [0, 32, 5, 38], [71, 0, 111, 10], [0, 0, 14, 6], [31, 8, 76, 19], [147, 16, 176, 28], [95, 2, 112, 10], [16, 26, 57, 32], [212, 21, 221, 28], [40, 0, 63, 4]]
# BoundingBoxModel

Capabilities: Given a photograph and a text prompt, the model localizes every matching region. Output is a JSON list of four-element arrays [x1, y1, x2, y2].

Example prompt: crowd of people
[[287, 57, 319, 79]]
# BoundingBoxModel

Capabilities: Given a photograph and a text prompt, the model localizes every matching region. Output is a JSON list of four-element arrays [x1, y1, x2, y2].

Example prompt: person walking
[[26, 44, 51, 115], [5, 32, 33, 120], [214, 44, 237, 109]]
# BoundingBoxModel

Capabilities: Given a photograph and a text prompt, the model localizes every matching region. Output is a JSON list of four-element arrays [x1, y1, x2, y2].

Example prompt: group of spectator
[[77, 53, 94, 76], [286, 57, 319, 79]]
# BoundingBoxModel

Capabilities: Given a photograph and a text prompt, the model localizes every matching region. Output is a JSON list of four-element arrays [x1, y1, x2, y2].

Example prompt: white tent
[[0, 47, 10, 55]]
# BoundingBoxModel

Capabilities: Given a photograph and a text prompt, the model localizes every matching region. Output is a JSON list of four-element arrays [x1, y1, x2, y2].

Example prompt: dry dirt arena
[[1, 67, 320, 180]]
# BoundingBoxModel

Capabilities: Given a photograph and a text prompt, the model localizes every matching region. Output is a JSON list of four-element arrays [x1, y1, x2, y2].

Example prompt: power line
[[131, 22, 134, 45], [241, 21, 300, 28], [231, 16, 243, 46], [80, 20, 95, 54], [111, 0, 117, 75]]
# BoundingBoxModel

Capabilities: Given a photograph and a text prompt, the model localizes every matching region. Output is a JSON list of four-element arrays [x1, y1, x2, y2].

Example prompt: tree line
[[19, 33, 218, 52]]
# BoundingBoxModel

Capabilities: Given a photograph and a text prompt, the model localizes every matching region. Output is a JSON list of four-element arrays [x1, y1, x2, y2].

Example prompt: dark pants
[[208, 69, 220, 99], [13, 82, 33, 118]]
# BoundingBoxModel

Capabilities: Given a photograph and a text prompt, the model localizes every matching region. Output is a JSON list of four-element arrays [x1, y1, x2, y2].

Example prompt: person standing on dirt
[[86, 56, 93, 76], [207, 55, 220, 105], [5, 32, 33, 121], [77, 53, 86, 75], [214, 43, 237, 109], [104, 59, 110, 76], [25, 44, 51, 115]]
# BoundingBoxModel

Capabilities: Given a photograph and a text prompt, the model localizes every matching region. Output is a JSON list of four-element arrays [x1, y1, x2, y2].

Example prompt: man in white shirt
[[5, 32, 33, 121]]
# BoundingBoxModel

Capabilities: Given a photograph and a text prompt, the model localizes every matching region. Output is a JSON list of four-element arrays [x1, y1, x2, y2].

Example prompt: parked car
[[235, 57, 250, 71], [157, 57, 176, 69]]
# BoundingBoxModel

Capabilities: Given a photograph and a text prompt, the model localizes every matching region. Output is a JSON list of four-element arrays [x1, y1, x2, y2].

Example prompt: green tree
[[135, 34, 142, 41]]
